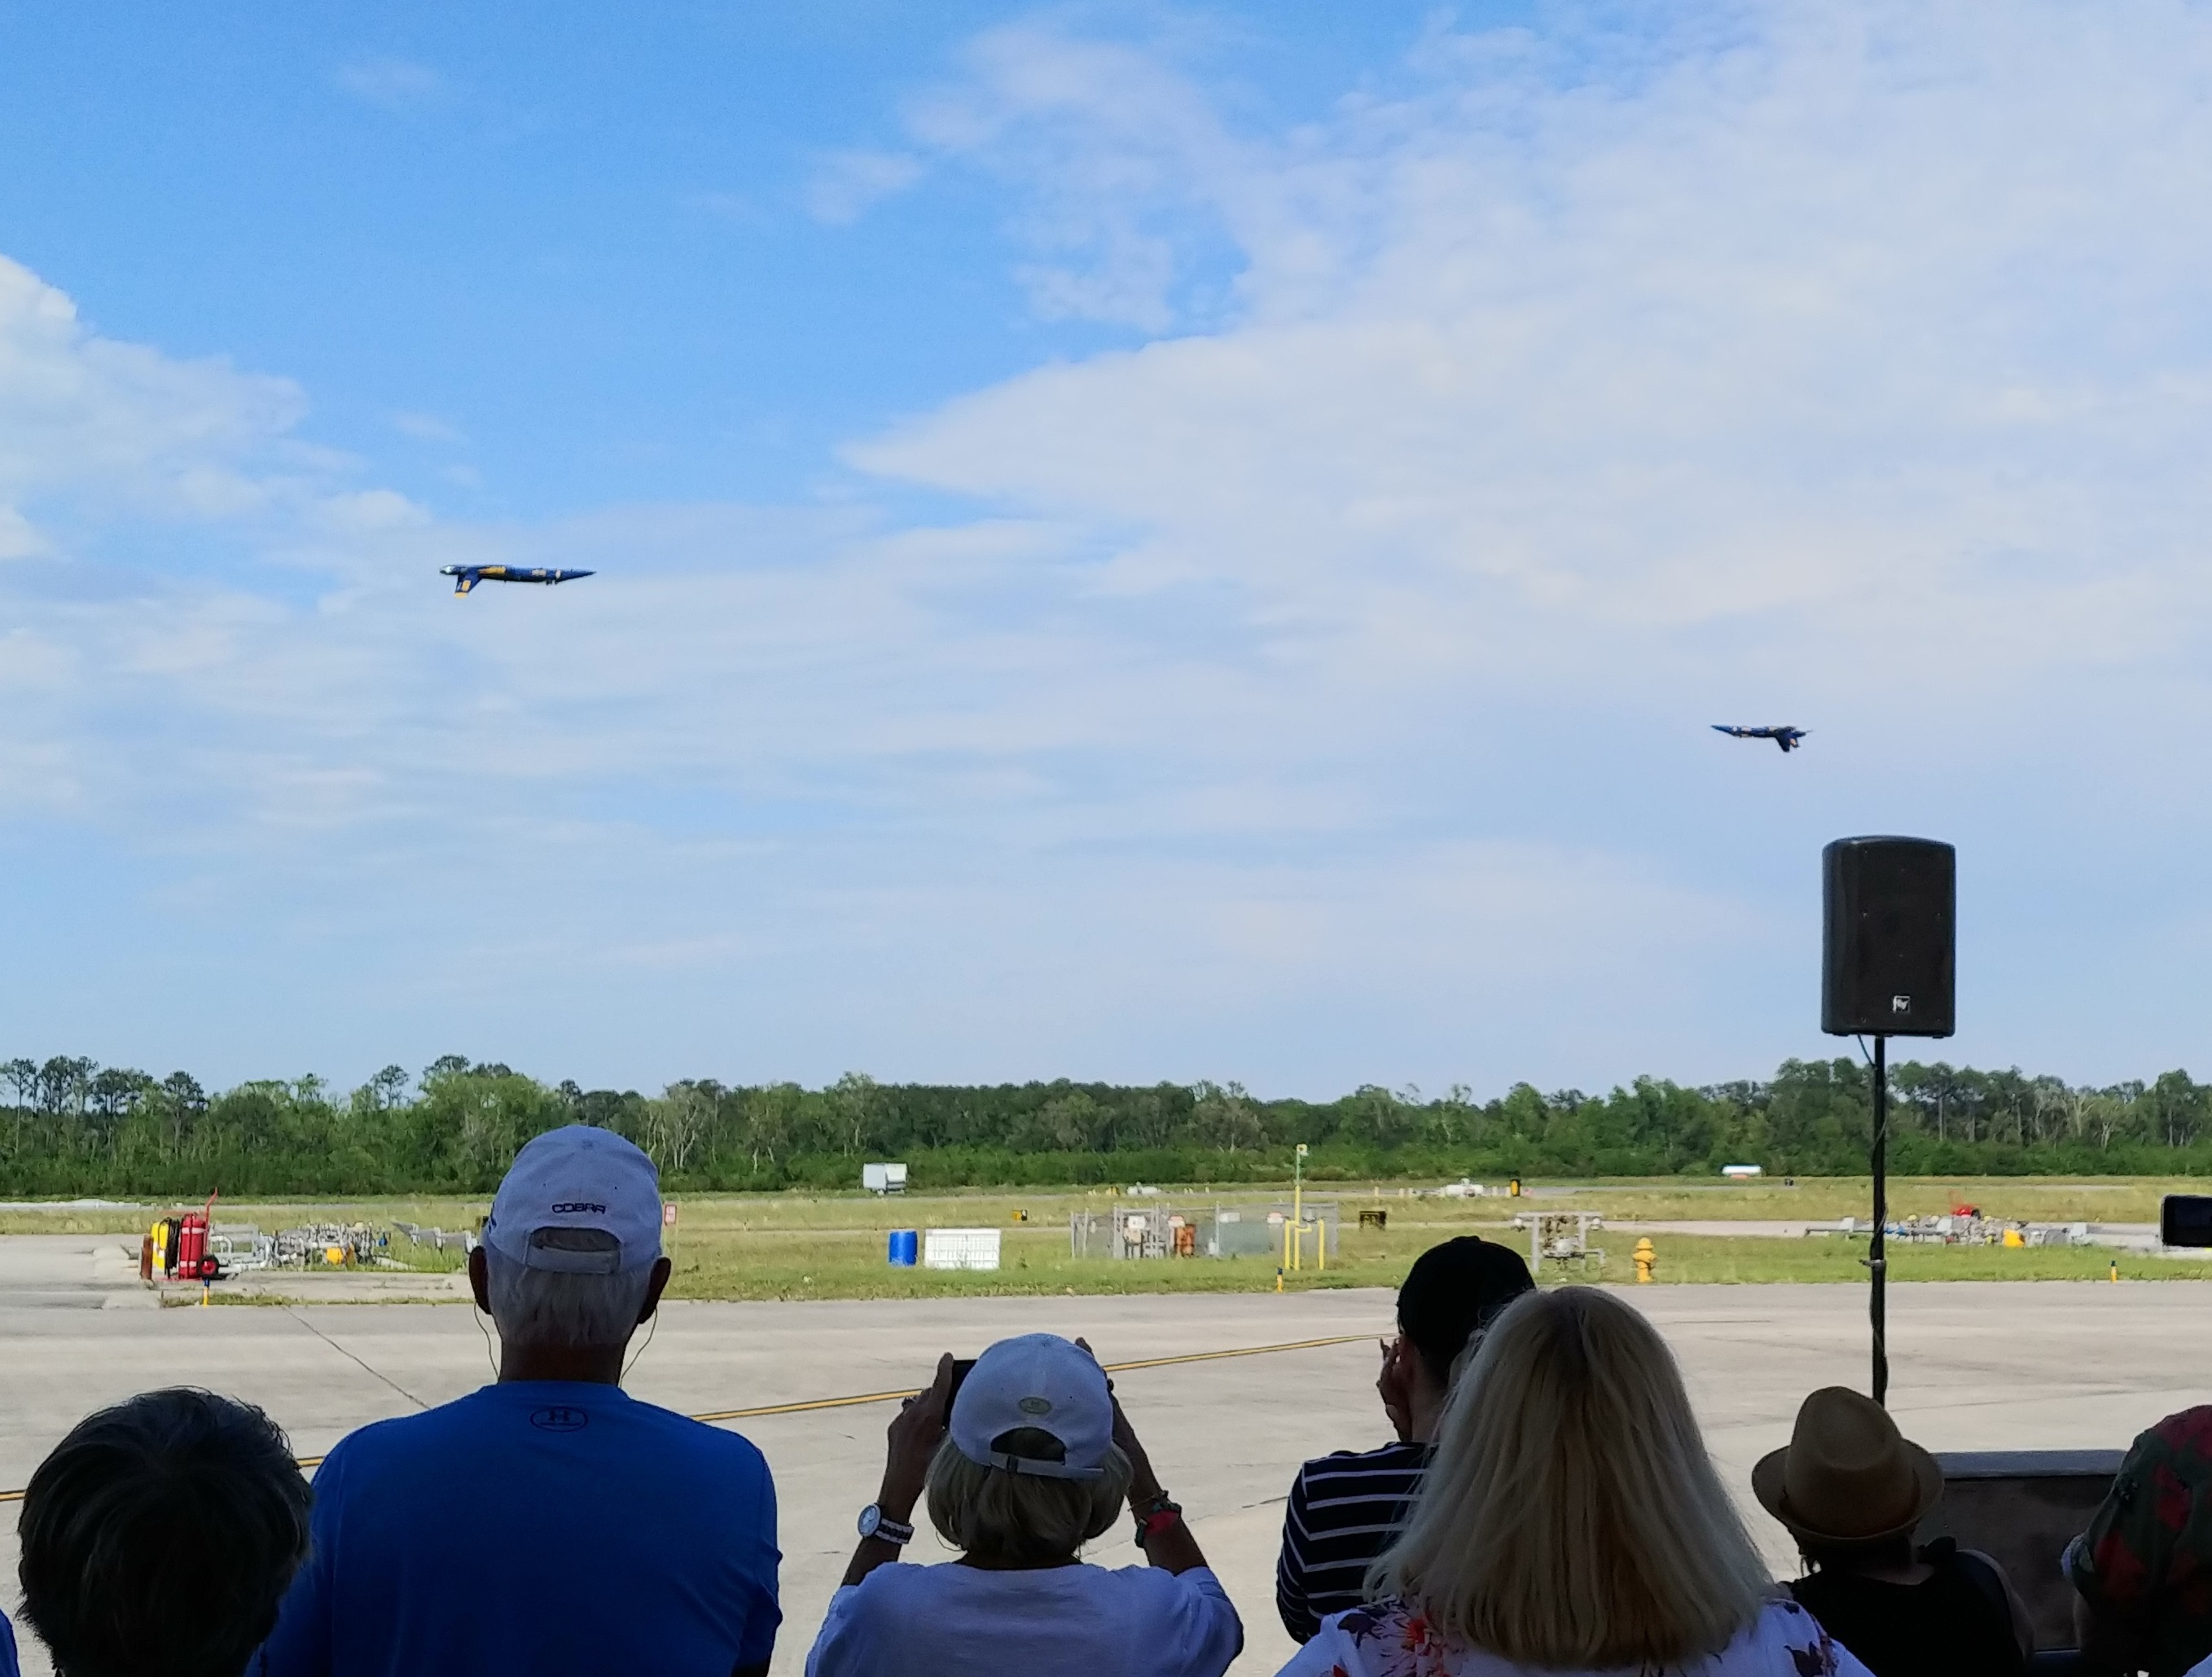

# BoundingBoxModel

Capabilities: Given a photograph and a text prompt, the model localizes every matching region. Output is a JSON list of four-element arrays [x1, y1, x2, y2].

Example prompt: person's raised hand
[[1377, 1336, 1415, 1442], [1077, 1336, 1160, 1503], [880, 1352, 955, 1518]]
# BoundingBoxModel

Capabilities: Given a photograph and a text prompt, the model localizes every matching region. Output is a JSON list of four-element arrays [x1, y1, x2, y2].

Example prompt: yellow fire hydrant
[[1633, 1237, 1656, 1284]]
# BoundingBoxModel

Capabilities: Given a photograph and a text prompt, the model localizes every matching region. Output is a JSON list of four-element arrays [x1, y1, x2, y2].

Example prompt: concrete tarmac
[[3, 1235, 2210, 1675]]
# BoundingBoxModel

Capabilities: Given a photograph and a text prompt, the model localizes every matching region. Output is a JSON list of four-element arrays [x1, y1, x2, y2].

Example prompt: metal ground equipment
[[1511, 1210, 1606, 1277], [1068, 1200, 1338, 1262]]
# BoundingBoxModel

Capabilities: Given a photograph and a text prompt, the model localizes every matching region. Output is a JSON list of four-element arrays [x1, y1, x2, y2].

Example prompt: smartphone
[[2162, 1194, 2212, 1248], [946, 1358, 977, 1409]]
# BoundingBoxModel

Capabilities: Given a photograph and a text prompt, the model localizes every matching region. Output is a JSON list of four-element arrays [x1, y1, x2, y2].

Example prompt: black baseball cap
[[1396, 1236, 1536, 1375]]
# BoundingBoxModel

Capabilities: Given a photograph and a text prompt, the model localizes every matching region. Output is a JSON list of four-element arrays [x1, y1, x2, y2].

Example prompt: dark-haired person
[[1274, 1234, 1535, 1643], [259, 1126, 780, 1677], [18, 1388, 310, 1677], [1758, 1387, 2030, 1677]]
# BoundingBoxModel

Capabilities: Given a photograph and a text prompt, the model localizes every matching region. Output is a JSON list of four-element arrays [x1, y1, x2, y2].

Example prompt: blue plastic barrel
[[888, 1229, 919, 1267]]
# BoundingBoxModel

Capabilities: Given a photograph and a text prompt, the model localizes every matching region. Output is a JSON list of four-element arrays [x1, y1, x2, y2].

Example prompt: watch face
[[858, 1504, 880, 1538]]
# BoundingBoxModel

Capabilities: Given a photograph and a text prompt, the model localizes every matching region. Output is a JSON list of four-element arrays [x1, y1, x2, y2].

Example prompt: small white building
[[1720, 1164, 1764, 1180], [862, 1162, 908, 1194]]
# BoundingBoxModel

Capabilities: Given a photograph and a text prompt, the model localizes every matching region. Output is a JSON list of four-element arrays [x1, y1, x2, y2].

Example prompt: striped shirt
[[1275, 1438, 1432, 1644]]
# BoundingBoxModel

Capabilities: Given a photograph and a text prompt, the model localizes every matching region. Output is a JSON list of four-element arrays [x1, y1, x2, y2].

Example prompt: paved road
[[3, 1235, 2210, 1675]]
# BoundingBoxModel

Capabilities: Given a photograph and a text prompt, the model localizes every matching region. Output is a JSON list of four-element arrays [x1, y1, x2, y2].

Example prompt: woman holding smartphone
[[805, 1332, 1243, 1677]]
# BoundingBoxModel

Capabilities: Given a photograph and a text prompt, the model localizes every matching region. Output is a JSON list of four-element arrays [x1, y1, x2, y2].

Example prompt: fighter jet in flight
[[440, 564, 595, 596], [1712, 724, 1809, 753]]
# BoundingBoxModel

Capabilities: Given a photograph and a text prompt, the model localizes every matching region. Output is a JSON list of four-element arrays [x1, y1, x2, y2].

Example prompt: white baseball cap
[[949, 1332, 1113, 1481], [484, 1126, 663, 1274]]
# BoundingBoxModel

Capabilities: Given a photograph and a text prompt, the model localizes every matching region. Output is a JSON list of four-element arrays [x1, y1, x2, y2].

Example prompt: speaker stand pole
[[1870, 1033, 1889, 1406]]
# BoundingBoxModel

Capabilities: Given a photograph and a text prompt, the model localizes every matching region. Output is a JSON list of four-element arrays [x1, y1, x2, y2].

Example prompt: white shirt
[[1275, 1596, 1876, 1677], [805, 1559, 1244, 1677]]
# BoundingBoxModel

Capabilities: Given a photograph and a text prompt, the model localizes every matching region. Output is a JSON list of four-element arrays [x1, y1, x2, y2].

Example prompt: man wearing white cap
[[805, 1331, 1243, 1677], [260, 1126, 781, 1677]]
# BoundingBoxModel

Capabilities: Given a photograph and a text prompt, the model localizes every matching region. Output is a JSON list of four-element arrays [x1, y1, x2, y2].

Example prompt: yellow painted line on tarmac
[[689, 1332, 1372, 1423], [0, 1332, 1373, 1502], [1096, 1332, 1372, 1375]]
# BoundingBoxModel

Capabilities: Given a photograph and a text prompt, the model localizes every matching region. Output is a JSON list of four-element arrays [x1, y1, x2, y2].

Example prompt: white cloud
[[17, 4, 2212, 1089], [0, 257, 306, 529], [390, 410, 465, 444], [804, 149, 926, 226], [335, 55, 449, 110], [889, 24, 1263, 328], [853, 2, 2212, 700], [0, 504, 44, 560]]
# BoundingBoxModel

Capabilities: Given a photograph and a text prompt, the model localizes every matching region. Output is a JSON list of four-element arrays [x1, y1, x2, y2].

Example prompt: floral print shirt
[[1273, 1596, 1873, 1677]]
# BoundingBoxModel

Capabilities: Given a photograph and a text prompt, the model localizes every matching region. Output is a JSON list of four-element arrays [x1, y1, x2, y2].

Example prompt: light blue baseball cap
[[950, 1332, 1113, 1481], [484, 1126, 663, 1274]]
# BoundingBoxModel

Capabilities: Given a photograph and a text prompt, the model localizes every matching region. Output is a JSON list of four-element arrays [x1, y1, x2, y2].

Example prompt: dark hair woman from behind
[[20, 1388, 312, 1677]]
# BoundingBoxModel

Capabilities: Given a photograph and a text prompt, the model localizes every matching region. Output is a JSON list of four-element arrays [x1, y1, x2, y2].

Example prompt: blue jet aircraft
[[1712, 724, 1809, 753], [441, 564, 595, 596]]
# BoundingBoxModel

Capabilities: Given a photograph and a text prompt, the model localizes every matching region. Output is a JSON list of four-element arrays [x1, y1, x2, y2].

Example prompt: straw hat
[[1752, 1386, 1944, 1545]]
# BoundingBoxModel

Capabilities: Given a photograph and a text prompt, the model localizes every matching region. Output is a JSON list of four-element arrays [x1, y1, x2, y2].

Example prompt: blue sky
[[5, 2, 2212, 1096]]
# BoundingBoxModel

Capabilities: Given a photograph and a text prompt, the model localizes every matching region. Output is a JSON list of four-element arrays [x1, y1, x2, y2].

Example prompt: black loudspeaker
[[1822, 836, 1955, 1037]]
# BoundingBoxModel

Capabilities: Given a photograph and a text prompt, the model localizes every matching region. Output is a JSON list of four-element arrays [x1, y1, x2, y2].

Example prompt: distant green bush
[[2, 1053, 2208, 1197]]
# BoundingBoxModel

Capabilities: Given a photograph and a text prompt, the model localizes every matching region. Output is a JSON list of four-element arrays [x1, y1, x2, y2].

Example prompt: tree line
[[2, 1053, 2209, 1198]]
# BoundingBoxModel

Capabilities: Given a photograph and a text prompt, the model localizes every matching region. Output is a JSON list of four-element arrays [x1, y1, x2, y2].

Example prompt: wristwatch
[[1132, 1490, 1182, 1548], [857, 1503, 915, 1545]]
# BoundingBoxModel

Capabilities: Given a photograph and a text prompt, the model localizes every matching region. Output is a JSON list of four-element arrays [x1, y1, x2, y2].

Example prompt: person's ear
[[639, 1255, 673, 1323], [467, 1246, 491, 1313], [1410, 1342, 1450, 1394]]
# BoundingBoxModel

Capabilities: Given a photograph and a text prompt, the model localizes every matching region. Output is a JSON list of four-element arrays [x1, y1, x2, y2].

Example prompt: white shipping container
[[862, 1162, 909, 1194], [923, 1227, 1002, 1271]]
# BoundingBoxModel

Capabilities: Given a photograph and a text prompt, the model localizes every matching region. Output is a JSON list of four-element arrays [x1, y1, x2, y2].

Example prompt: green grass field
[[11, 1174, 2210, 1300]]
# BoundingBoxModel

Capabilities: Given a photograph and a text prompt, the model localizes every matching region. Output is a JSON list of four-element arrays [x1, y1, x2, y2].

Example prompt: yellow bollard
[[2111, 1259, 2121, 1284], [1633, 1237, 1656, 1284]]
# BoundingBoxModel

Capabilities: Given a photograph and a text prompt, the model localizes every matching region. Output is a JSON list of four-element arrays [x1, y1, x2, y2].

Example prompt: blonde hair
[[924, 1432, 1131, 1566], [1370, 1287, 1772, 1667]]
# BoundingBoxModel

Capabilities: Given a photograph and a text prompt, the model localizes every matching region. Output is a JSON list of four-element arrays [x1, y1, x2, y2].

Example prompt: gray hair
[[924, 1431, 1131, 1565], [484, 1230, 655, 1351]]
